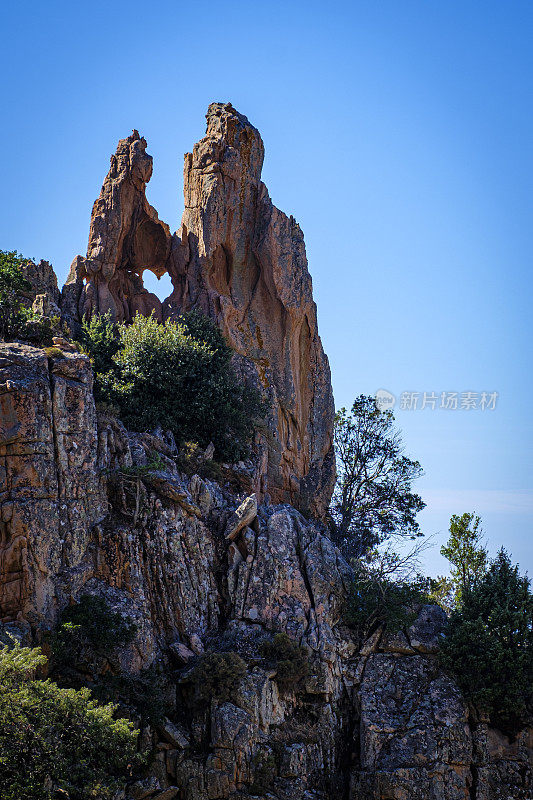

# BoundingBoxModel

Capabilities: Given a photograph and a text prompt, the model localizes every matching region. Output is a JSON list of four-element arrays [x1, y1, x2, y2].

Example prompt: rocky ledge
[[0, 341, 531, 800]]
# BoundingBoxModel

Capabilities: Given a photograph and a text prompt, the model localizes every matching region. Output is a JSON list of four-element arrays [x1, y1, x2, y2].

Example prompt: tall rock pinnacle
[[63, 102, 335, 518], [62, 130, 172, 324]]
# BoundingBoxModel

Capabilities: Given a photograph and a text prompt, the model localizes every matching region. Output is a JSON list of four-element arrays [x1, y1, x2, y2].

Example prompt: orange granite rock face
[[0, 344, 103, 625], [62, 130, 172, 327], [63, 104, 335, 519], [174, 103, 335, 519]]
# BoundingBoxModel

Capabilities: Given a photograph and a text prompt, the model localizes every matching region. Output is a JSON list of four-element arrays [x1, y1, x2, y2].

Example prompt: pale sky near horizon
[[1, 0, 532, 576]]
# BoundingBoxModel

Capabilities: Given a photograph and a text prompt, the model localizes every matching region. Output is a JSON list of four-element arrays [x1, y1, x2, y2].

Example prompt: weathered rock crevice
[[62, 102, 335, 520], [1, 103, 531, 800], [1, 340, 531, 798]]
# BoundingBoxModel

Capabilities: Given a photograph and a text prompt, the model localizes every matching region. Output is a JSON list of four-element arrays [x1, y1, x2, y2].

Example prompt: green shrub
[[345, 566, 430, 638], [77, 313, 121, 401], [22, 313, 60, 346], [440, 549, 533, 732], [250, 750, 277, 794], [0, 250, 33, 340], [259, 633, 309, 691], [176, 441, 224, 481], [44, 345, 64, 359], [87, 311, 263, 462], [0, 642, 140, 800], [95, 400, 120, 418], [118, 454, 168, 477], [92, 666, 167, 726], [188, 651, 247, 704], [51, 595, 136, 665]]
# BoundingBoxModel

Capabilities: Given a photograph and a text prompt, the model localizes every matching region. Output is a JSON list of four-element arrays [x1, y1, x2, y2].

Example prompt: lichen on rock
[[0, 103, 531, 800]]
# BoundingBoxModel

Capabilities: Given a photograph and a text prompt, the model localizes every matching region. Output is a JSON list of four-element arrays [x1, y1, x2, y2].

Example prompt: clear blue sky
[[2, 0, 532, 576]]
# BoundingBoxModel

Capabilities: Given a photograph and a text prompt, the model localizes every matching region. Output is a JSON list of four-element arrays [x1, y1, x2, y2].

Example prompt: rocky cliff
[[0, 342, 531, 800], [0, 103, 531, 799], [62, 103, 335, 519]]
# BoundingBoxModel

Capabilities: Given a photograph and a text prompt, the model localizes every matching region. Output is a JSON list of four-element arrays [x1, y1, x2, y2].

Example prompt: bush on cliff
[[440, 549, 533, 732], [259, 633, 310, 691], [92, 665, 167, 726], [0, 250, 33, 340], [345, 549, 432, 638], [82, 311, 263, 462], [51, 595, 136, 667], [346, 575, 429, 638], [0, 642, 140, 800], [187, 651, 247, 704], [78, 312, 121, 398]]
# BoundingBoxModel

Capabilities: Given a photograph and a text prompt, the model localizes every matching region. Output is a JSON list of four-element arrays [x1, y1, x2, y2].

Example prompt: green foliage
[[0, 250, 33, 340], [259, 633, 309, 691], [118, 454, 167, 477], [188, 651, 247, 704], [88, 311, 263, 462], [440, 512, 488, 605], [250, 750, 277, 794], [0, 642, 139, 800], [77, 312, 121, 401], [425, 574, 455, 613], [95, 400, 120, 418], [51, 595, 136, 665], [330, 396, 425, 559], [440, 549, 533, 732], [44, 345, 64, 359], [176, 441, 224, 481], [23, 313, 61, 346], [345, 563, 430, 638], [92, 666, 166, 726]]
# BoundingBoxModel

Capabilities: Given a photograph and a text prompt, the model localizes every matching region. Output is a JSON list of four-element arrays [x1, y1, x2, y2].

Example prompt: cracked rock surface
[[0, 341, 531, 799], [61, 103, 335, 520]]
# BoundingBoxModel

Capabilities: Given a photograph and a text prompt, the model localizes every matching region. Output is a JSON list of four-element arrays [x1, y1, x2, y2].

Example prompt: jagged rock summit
[[62, 102, 335, 520], [0, 105, 532, 800]]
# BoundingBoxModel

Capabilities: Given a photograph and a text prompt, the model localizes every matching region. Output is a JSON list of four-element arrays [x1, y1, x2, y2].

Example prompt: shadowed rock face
[[62, 103, 335, 519], [0, 345, 531, 799]]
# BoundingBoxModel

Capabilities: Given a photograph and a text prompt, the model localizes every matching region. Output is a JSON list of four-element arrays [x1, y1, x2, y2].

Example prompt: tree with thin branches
[[330, 395, 425, 559]]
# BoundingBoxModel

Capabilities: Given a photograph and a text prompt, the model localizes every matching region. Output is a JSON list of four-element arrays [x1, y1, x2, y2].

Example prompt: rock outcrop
[[62, 103, 335, 519], [62, 130, 172, 328], [175, 104, 335, 519], [0, 343, 103, 625], [2, 103, 530, 800], [1, 341, 531, 800], [20, 258, 61, 317]]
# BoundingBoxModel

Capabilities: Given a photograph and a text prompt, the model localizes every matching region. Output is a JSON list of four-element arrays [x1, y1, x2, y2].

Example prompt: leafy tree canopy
[[0, 641, 140, 800], [0, 250, 32, 340], [79, 311, 264, 462], [440, 512, 488, 605], [330, 395, 425, 559], [440, 549, 533, 732]]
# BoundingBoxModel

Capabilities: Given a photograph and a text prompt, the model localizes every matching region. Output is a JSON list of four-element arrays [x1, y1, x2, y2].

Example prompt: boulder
[[158, 719, 190, 750], [224, 494, 258, 541], [407, 603, 448, 653]]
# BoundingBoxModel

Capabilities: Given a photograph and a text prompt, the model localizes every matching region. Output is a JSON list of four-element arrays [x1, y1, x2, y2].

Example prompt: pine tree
[[440, 549, 533, 731]]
